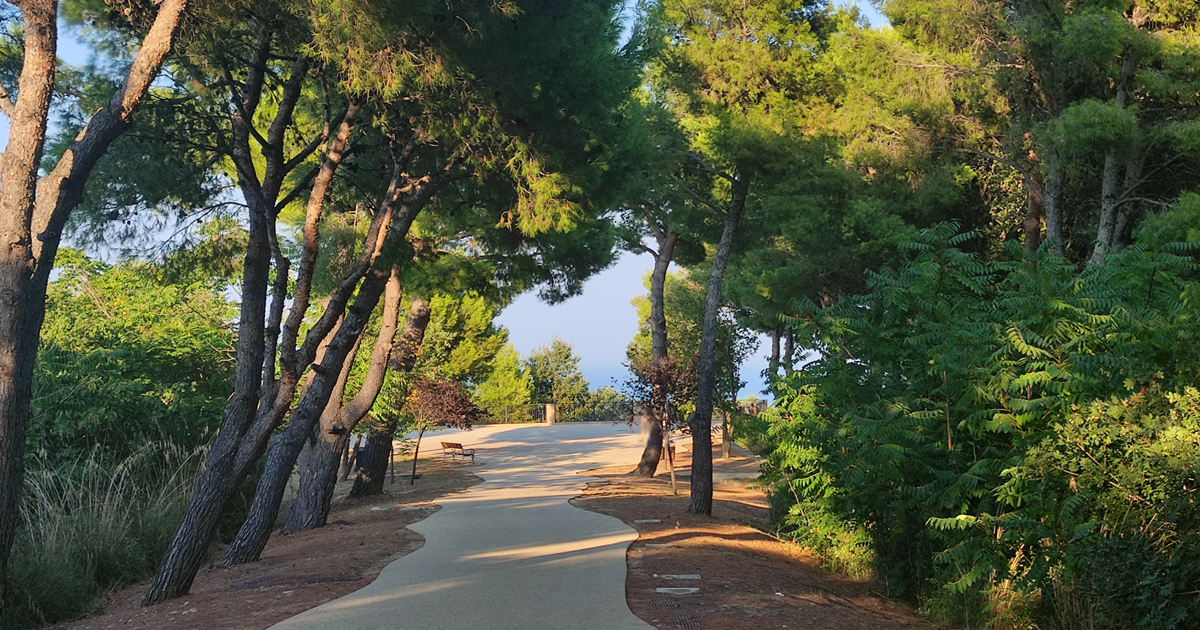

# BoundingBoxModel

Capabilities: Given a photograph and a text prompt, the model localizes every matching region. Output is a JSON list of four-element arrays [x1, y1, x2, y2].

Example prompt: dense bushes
[[6, 251, 244, 627], [31, 250, 236, 461], [747, 224, 1200, 628]]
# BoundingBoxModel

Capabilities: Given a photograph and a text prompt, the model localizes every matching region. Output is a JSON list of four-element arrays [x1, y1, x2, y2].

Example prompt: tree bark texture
[[634, 418, 665, 477], [284, 269, 404, 533], [688, 175, 750, 516], [768, 330, 781, 379], [634, 225, 677, 478], [349, 431, 394, 497], [340, 434, 361, 481], [146, 89, 430, 601], [1091, 52, 1136, 264], [1023, 183, 1043, 252], [219, 264, 393, 566], [350, 296, 432, 497], [409, 427, 425, 485], [782, 329, 794, 373], [1043, 153, 1066, 257], [144, 41, 323, 605], [0, 5, 58, 624], [0, 2, 187, 623]]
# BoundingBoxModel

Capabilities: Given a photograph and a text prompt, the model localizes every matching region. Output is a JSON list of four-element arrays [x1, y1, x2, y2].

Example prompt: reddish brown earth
[[50, 459, 481, 630], [51, 435, 940, 630], [572, 441, 942, 630]]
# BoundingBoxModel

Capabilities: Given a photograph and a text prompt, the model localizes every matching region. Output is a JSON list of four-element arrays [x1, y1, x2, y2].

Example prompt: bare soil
[[572, 438, 942, 630], [51, 434, 940, 630]]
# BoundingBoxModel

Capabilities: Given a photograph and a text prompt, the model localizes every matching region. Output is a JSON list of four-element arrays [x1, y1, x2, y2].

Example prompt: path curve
[[270, 423, 656, 630]]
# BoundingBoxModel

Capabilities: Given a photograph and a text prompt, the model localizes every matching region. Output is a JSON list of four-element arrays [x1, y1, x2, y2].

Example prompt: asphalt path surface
[[270, 423, 657, 630]]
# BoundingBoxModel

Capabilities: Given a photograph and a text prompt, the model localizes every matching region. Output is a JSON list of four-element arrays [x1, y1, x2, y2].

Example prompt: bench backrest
[[442, 442, 464, 449]]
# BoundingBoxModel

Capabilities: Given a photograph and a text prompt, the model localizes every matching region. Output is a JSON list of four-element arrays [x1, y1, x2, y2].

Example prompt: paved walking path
[[271, 423, 656, 630]]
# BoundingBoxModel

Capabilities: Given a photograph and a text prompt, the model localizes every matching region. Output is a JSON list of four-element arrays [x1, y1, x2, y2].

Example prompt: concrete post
[[545, 402, 557, 424]]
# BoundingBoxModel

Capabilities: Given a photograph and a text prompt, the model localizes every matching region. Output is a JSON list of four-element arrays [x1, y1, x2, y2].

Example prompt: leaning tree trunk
[[1023, 179, 1043, 253], [349, 296, 432, 498], [688, 175, 750, 517], [633, 226, 677, 477], [782, 329, 794, 374], [220, 264, 392, 566], [767, 330, 781, 379], [0, 5, 58, 619], [340, 434, 361, 481], [0, 2, 187, 622], [349, 430, 394, 497], [144, 48, 377, 603], [284, 269, 404, 533], [409, 426, 426, 485], [634, 420, 665, 477]]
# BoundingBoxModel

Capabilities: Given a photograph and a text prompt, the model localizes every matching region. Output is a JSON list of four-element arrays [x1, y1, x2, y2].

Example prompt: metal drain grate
[[671, 616, 703, 629], [648, 598, 683, 611]]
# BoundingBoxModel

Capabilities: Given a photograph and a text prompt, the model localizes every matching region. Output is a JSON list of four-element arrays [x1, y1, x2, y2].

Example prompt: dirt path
[[572, 440, 941, 630]]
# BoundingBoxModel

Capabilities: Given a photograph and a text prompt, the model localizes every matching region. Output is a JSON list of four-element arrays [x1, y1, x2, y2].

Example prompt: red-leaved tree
[[404, 376, 481, 483]]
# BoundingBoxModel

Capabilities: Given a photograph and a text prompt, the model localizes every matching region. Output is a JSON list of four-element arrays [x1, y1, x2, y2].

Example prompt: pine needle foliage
[[751, 223, 1200, 628]]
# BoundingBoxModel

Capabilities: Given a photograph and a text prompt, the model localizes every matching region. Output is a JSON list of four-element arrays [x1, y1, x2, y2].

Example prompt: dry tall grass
[[5, 443, 206, 628]]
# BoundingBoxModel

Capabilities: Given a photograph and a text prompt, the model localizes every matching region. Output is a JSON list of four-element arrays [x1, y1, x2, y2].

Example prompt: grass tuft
[[5, 443, 205, 629]]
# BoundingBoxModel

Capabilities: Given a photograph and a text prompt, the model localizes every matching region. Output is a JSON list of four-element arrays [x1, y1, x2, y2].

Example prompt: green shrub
[[1010, 387, 1200, 629], [749, 224, 1200, 628]]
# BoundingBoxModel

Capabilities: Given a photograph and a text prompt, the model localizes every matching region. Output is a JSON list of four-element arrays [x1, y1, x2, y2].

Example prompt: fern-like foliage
[[751, 224, 1200, 627]]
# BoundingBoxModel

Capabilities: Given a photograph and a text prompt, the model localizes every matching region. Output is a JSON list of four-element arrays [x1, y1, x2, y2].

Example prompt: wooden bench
[[440, 442, 475, 463]]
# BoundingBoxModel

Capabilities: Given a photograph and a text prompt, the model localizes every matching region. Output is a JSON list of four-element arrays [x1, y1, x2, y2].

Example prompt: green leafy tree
[[475, 343, 533, 418], [31, 250, 235, 461], [526, 338, 591, 421], [878, 0, 1200, 261], [0, 2, 188, 619], [402, 376, 481, 484], [641, 0, 836, 514], [147, 0, 639, 597], [628, 270, 755, 407]]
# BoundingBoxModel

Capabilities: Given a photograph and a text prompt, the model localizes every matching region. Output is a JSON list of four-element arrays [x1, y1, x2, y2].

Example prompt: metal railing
[[476, 404, 546, 424]]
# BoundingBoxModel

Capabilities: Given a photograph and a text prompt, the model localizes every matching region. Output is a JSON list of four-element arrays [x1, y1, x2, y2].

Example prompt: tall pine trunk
[[1091, 52, 1136, 264], [219, 264, 392, 566], [348, 430, 394, 497], [768, 330, 781, 378], [284, 270, 405, 533], [1043, 153, 1065, 256], [688, 175, 750, 517], [634, 419, 665, 477], [349, 296, 432, 497], [1023, 184, 1043, 252], [634, 226, 677, 477], [144, 49, 372, 603]]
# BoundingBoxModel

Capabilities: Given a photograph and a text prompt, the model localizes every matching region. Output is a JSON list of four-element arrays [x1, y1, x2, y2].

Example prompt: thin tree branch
[[959, 148, 1043, 203]]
